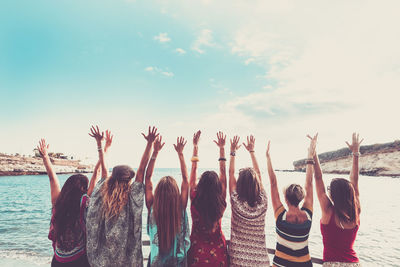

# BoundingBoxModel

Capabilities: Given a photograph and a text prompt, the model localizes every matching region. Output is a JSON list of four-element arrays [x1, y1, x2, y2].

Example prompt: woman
[[314, 133, 363, 267], [228, 135, 270, 266], [266, 134, 317, 267], [86, 126, 159, 267], [38, 126, 110, 266], [145, 136, 190, 267], [187, 131, 228, 266]]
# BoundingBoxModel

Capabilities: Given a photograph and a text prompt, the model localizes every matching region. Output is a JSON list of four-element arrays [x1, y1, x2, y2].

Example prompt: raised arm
[[189, 131, 201, 194], [346, 133, 363, 198], [37, 139, 61, 206], [303, 134, 317, 210], [89, 126, 107, 180], [266, 141, 282, 212], [229, 136, 241, 195], [88, 129, 113, 196], [136, 126, 159, 184], [145, 136, 165, 210], [174, 137, 189, 209], [214, 132, 227, 199], [243, 135, 263, 189], [312, 137, 331, 218]]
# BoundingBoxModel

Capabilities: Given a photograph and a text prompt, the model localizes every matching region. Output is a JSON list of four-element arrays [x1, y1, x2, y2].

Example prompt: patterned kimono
[[86, 178, 145, 267]]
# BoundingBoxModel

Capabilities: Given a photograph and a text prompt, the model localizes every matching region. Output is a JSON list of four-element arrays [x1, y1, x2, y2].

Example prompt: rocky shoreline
[[0, 153, 93, 176], [293, 140, 400, 177]]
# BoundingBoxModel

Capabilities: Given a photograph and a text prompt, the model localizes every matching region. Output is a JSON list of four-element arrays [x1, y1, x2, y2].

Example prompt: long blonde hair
[[153, 176, 181, 253], [101, 165, 135, 220]]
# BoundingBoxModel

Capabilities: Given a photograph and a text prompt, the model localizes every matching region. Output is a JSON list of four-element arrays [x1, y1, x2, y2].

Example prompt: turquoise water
[[0, 169, 399, 266]]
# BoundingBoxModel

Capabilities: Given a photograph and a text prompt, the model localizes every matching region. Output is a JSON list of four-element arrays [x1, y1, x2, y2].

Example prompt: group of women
[[38, 126, 363, 267]]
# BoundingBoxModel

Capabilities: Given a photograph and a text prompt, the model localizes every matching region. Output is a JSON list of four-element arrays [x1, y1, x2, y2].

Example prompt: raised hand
[[37, 139, 50, 158], [307, 133, 318, 158], [243, 135, 256, 152], [213, 131, 226, 148], [230, 135, 241, 153], [346, 132, 363, 154], [266, 140, 271, 157], [104, 130, 114, 151], [154, 136, 165, 152], [89, 125, 104, 144], [193, 130, 201, 146], [174, 136, 187, 154], [142, 126, 159, 143]]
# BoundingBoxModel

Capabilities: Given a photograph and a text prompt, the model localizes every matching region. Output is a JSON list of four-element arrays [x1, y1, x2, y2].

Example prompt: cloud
[[175, 48, 186, 54], [154, 32, 171, 43], [161, 71, 174, 77], [153, 0, 400, 167], [191, 29, 214, 54], [144, 66, 174, 77]]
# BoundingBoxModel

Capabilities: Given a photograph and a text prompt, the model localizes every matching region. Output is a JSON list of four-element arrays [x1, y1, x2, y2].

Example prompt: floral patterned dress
[[187, 190, 228, 267]]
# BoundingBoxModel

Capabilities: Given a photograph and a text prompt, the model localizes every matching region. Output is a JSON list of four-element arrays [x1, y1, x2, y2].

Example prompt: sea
[[0, 168, 399, 266]]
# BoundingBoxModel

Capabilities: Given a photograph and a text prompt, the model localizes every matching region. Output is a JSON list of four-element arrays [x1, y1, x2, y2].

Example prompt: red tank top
[[320, 211, 359, 263]]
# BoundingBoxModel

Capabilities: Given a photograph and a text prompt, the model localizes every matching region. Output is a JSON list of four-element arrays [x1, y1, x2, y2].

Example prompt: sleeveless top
[[229, 189, 270, 266], [320, 211, 359, 263], [48, 194, 88, 263], [273, 204, 313, 267], [86, 178, 145, 267], [188, 189, 228, 267], [147, 207, 190, 267]]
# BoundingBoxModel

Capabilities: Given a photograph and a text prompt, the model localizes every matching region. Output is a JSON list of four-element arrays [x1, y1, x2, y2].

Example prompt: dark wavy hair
[[193, 171, 226, 230], [329, 178, 359, 224], [53, 174, 88, 250], [237, 168, 262, 207]]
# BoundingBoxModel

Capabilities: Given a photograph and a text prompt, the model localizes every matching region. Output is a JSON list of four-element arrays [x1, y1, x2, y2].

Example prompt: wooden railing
[[142, 240, 323, 265]]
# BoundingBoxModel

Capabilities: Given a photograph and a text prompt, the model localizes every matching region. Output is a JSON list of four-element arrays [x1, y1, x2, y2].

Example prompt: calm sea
[[0, 168, 399, 266]]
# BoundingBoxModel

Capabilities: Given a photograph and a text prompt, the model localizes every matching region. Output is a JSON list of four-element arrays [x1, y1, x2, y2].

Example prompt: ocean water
[[0, 168, 399, 266]]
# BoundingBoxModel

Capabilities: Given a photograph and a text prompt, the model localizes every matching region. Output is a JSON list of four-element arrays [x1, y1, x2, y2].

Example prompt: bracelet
[[230, 151, 236, 156], [191, 156, 199, 162], [151, 156, 157, 160], [306, 159, 315, 165], [352, 152, 360, 157], [249, 150, 255, 153], [218, 157, 227, 161], [97, 147, 103, 152]]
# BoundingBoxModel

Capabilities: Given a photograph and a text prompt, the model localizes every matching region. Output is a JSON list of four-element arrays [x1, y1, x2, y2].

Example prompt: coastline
[[0, 153, 93, 177]]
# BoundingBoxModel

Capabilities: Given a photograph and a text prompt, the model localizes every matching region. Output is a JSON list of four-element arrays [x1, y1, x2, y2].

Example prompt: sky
[[0, 0, 399, 169]]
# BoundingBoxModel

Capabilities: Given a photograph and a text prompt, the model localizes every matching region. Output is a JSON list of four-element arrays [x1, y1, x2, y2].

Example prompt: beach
[[1, 169, 399, 266]]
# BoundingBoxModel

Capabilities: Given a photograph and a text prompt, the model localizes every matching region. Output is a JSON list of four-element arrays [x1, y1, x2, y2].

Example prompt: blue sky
[[1, 0, 399, 168]]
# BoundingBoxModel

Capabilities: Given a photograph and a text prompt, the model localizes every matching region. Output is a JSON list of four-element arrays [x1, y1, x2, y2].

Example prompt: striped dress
[[229, 189, 270, 266], [273, 204, 313, 267]]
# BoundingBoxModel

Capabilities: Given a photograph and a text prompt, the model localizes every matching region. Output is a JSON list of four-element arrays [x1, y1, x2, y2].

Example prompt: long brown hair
[[193, 171, 226, 230], [330, 178, 359, 224], [237, 167, 262, 207], [54, 174, 88, 250], [101, 165, 135, 219], [153, 176, 181, 253]]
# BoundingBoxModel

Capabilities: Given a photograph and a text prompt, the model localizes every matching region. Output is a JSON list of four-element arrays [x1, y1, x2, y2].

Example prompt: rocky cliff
[[0, 153, 93, 176], [293, 141, 400, 177]]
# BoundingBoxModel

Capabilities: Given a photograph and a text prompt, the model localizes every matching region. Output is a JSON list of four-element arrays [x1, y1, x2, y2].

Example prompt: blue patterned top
[[147, 207, 190, 267]]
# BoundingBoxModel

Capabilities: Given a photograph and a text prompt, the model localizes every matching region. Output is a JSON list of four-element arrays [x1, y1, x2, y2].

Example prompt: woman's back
[[321, 209, 359, 263], [273, 204, 313, 267], [229, 188, 269, 266], [147, 207, 190, 267], [48, 194, 88, 264], [188, 190, 228, 266], [86, 178, 145, 267]]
